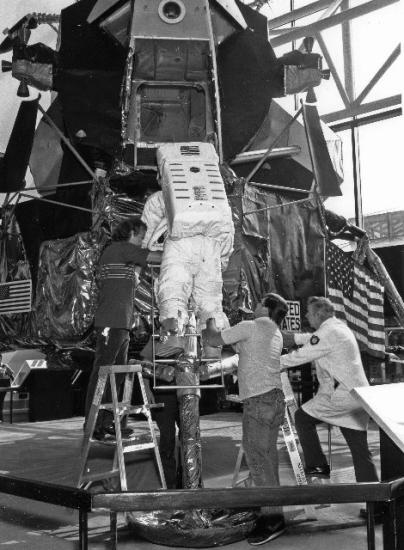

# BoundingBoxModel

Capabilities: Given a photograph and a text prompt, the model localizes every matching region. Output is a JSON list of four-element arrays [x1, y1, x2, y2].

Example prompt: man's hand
[[385, 352, 401, 362], [281, 330, 296, 349], [147, 250, 163, 264], [202, 318, 225, 348]]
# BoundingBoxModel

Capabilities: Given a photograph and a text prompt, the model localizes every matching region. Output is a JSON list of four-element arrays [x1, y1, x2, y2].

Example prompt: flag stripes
[[326, 241, 385, 357], [0, 280, 32, 315]]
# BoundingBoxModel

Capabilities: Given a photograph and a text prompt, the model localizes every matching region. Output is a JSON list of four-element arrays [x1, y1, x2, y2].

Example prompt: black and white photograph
[[0, 1, 402, 549]]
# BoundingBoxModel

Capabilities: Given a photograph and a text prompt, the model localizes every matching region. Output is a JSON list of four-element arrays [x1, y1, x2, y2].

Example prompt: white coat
[[280, 317, 370, 430]]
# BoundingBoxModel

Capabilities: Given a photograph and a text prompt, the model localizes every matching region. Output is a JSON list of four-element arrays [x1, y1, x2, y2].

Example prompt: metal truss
[[267, 0, 401, 124]]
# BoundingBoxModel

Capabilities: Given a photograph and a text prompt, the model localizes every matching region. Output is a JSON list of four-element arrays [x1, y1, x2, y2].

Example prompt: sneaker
[[93, 424, 135, 442], [248, 519, 286, 546], [305, 465, 331, 478], [155, 335, 184, 357], [92, 429, 114, 443]]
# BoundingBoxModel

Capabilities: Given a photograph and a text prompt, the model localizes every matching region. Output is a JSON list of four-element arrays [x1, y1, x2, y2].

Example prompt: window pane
[[358, 115, 404, 216], [324, 128, 356, 220], [350, 1, 401, 103]]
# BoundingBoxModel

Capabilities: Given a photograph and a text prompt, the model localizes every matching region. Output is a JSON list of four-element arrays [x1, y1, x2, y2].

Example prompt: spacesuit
[[141, 142, 234, 333]]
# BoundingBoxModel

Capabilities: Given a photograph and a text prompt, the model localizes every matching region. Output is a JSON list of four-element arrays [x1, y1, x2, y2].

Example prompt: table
[[352, 383, 404, 549], [352, 383, 404, 457]]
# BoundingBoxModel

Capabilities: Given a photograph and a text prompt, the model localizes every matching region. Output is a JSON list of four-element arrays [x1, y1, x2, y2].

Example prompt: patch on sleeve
[[310, 335, 320, 345]]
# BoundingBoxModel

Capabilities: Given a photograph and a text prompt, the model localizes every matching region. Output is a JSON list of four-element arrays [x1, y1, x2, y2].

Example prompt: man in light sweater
[[203, 293, 289, 545]]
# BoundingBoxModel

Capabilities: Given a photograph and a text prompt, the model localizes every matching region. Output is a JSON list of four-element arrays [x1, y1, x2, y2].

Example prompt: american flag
[[0, 280, 32, 315], [326, 241, 385, 357]]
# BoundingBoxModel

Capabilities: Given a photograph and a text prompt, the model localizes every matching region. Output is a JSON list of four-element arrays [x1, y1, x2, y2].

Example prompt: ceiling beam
[[267, 0, 333, 30], [321, 94, 402, 124], [354, 44, 401, 106], [270, 0, 399, 48], [315, 31, 350, 108]]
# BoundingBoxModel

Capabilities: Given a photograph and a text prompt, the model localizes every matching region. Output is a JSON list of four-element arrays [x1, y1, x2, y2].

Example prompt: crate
[[2, 391, 29, 423], [7, 359, 46, 387]]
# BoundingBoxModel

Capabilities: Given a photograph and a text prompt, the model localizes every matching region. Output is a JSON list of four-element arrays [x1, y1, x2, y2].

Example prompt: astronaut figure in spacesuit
[[141, 143, 234, 345]]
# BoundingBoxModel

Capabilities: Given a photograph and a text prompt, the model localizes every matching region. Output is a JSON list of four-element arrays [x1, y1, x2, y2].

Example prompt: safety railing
[[1, 473, 404, 550]]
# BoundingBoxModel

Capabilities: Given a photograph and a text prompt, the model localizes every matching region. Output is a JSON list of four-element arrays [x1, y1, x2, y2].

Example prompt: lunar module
[[0, 0, 335, 338], [0, 1, 350, 545]]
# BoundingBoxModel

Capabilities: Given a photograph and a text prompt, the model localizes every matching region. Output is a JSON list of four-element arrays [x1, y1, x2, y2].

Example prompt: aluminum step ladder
[[78, 363, 166, 491]]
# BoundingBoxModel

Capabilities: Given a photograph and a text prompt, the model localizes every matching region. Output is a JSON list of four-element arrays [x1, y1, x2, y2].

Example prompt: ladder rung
[[226, 394, 242, 403], [123, 441, 156, 453], [98, 401, 131, 408], [80, 469, 119, 483], [100, 364, 142, 374], [153, 359, 178, 363], [152, 333, 201, 338], [89, 436, 123, 445], [98, 403, 140, 413], [154, 384, 224, 390], [99, 403, 163, 413]]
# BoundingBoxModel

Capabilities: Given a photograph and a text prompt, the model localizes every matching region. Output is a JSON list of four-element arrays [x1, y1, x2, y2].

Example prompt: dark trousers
[[0, 379, 11, 421], [153, 390, 182, 489], [84, 327, 130, 430], [242, 388, 285, 519], [295, 407, 379, 482]]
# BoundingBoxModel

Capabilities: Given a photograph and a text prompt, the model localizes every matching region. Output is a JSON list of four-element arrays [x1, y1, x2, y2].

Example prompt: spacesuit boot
[[155, 316, 185, 358]]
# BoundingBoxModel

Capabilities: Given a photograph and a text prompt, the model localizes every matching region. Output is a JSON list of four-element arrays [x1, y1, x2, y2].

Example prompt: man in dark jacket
[[84, 217, 158, 441]]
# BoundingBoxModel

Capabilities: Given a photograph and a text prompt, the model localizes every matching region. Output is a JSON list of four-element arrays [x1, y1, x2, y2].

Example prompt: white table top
[[352, 383, 404, 453]]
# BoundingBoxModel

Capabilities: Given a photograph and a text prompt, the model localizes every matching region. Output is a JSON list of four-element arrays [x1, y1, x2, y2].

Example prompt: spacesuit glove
[[202, 318, 220, 347]]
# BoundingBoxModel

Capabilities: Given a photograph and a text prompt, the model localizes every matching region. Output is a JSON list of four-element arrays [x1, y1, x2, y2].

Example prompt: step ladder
[[78, 363, 166, 491]]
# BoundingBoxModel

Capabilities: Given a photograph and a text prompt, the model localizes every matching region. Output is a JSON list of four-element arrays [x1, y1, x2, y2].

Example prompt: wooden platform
[[0, 412, 383, 549]]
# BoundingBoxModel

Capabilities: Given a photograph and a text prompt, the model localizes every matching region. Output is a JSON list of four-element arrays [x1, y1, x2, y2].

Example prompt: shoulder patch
[[310, 335, 320, 345]]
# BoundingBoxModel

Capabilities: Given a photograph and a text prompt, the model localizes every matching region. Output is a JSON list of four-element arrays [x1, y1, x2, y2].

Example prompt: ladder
[[148, 264, 225, 392], [78, 363, 166, 491], [281, 372, 317, 519]]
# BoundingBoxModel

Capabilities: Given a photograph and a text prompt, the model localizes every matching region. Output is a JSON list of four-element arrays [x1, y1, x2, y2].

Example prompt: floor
[[0, 411, 383, 549]]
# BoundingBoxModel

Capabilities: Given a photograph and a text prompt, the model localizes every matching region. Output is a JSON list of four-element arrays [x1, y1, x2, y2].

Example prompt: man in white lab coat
[[280, 296, 379, 486]]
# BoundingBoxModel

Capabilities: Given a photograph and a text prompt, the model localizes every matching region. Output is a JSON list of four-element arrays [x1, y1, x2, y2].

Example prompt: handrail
[[0, 474, 91, 509], [0, 473, 403, 550], [0, 474, 91, 550], [92, 481, 400, 512]]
